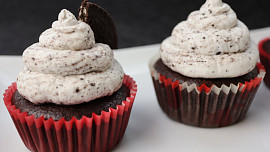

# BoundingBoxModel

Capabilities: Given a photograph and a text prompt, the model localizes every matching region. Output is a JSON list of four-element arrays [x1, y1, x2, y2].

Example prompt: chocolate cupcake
[[149, 0, 265, 128], [4, 6, 137, 152], [258, 38, 270, 88]]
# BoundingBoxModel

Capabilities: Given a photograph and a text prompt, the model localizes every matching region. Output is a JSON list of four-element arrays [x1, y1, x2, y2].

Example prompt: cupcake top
[[160, 0, 259, 78], [17, 9, 124, 105]]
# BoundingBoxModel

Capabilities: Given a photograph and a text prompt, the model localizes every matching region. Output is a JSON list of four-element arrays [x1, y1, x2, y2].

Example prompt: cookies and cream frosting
[[160, 0, 259, 78], [17, 9, 124, 105]]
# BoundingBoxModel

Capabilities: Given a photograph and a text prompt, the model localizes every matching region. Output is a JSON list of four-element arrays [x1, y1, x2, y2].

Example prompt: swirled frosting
[[40, 9, 95, 51], [17, 9, 124, 105], [160, 0, 259, 78]]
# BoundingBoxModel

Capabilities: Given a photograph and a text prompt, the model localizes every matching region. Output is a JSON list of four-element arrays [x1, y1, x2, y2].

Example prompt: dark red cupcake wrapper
[[3, 74, 137, 152], [149, 55, 265, 128], [258, 38, 270, 88]]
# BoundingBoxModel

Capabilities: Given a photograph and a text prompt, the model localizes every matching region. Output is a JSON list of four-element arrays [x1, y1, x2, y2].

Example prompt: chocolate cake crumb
[[154, 58, 259, 87], [11, 84, 130, 121]]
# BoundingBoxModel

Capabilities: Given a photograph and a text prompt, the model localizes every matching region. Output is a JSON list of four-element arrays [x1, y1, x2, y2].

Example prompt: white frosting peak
[[56, 9, 79, 27], [160, 0, 258, 78], [39, 9, 95, 51], [17, 9, 124, 105], [187, 0, 237, 30]]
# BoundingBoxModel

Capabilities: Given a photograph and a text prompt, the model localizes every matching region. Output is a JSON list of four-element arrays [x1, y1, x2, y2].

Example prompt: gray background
[[0, 0, 270, 55]]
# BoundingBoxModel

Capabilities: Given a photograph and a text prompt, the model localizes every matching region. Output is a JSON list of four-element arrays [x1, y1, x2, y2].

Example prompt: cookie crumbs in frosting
[[160, 0, 258, 78], [17, 9, 124, 105], [39, 9, 95, 51]]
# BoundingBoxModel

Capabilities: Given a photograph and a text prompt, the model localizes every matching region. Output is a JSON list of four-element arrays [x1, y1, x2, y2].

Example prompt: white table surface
[[1, 27, 270, 152]]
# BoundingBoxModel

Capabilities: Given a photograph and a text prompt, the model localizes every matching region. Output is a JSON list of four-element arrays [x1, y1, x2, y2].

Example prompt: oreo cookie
[[79, 0, 118, 49]]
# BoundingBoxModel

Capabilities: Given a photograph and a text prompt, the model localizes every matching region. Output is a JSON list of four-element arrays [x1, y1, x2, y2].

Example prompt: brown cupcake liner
[[258, 38, 270, 88], [3, 75, 137, 152], [149, 54, 265, 128]]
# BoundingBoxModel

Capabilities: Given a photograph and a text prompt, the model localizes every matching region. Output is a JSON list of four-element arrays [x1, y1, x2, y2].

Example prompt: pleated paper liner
[[3, 75, 137, 152], [259, 38, 270, 88], [149, 54, 265, 128]]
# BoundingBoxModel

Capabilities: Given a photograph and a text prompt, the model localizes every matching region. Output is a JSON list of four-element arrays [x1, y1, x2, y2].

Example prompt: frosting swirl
[[17, 9, 124, 105], [160, 0, 258, 78], [23, 43, 113, 76], [39, 9, 95, 51], [17, 60, 124, 105]]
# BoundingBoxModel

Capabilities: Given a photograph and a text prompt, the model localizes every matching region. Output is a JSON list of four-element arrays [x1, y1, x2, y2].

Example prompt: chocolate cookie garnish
[[79, 0, 118, 49]]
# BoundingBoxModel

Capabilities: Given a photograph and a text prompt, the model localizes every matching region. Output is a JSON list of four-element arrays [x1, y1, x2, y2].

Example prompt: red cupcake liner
[[3, 75, 137, 152], [149, 55, 265, 128], [258, 37, 270, 88]]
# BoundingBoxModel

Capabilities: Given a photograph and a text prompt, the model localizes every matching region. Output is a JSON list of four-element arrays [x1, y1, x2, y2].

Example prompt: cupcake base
[[150, 54, 265, 128], [152, 76, 261, 127], [11, 84, 130, 121], [4, 75, 137, 152]]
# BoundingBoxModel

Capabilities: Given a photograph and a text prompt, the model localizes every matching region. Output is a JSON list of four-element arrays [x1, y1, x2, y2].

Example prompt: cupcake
[[258, 38, 270, 88], [3, 3, 137, 152], [149, 0, 265, 128]]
